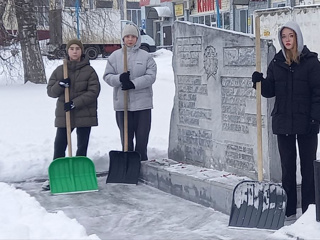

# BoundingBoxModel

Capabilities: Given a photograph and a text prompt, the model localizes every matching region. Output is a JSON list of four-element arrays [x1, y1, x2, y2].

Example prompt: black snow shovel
[[106, 45, 141, 184], [48, 59, 98, 194], [228, 16, 287, 230]]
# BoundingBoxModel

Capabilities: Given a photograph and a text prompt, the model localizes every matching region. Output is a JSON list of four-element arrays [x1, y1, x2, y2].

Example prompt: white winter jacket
[[103, 33, 157, 111]]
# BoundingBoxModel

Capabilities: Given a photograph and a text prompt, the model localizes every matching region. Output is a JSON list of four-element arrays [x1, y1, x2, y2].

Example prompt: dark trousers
[[116, 109, 151, 161], [277, 133, 317, 216], [53, 127, 91, 160]]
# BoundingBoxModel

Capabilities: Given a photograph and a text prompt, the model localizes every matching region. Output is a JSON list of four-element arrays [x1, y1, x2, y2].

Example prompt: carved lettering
[[221, 76, 258, 133], [224, 47, 255, 66], [177, 37, 202, 68], [225, 142, 255, 171]]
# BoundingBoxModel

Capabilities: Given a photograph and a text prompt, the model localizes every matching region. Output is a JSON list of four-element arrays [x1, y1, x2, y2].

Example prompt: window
[[205, 15, 211, 26], [132, 10, 137, 24], [211, 14, 216, 23], [199, 16, 204, 24], [65, 0, 76, 8], [191, 13, 230, 29], [83, 0, 95, 8], [96, 1, 113, 8], [65, 0, 93, 8], [35, 6, 49, 27], [272, 2, 286, 7], [239, 9, 247, 33], [127, 10, 132, 22], [223, 12, 230, 30], [127, 9, 142, 27]]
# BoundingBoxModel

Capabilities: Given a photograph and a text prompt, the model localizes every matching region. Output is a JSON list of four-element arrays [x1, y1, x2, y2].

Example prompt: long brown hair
[[283, 30, 300, 65]]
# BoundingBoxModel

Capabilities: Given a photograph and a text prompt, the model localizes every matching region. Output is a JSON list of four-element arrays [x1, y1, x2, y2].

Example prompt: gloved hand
[[59, 78, 71, 88], [309, 119, 320, 134], [64, 101, 75, 112], [122, 80, 135, 90], [252, 71, 264, 89], [119, 71, 130, 83]]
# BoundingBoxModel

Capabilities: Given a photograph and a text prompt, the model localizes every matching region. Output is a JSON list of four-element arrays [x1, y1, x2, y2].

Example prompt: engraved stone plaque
[[168, 21, 281, 182]]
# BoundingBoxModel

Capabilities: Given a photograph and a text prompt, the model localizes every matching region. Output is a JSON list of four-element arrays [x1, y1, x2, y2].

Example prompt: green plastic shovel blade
[[48, 156, 98, 194]]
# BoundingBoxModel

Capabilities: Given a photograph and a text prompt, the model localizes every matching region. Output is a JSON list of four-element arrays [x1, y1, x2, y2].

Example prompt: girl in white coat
[[103, 23, 157, 160]]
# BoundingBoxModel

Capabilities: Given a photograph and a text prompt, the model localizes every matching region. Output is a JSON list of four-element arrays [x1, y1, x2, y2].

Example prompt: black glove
[[59, 78, 71, 88], [64, 101, 75, 112], [252, 71, 264, 89], [119, 71, 130, 83], [309, 119, 320, 134], [121, 80, 135, 90]]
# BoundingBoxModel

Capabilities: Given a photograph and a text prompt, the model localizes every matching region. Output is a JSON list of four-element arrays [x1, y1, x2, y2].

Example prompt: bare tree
[[0, 0, 23, 84], [0, 0, 12, 45], [14, 0, 46, 84]]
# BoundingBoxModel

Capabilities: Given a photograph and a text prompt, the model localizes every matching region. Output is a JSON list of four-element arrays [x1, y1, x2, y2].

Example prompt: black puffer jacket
[[261, 46, 320, 135]]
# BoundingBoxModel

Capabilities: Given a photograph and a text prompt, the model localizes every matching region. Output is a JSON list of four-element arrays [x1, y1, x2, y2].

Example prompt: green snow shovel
[[228, 15, 287, 230], [106, 45, 141, 184], [48, 59, 98, 194]]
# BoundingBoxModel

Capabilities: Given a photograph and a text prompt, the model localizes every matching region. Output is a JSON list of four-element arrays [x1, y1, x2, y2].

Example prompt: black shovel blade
[[229, 180, 287, 230], [106, 150, 141, 184]]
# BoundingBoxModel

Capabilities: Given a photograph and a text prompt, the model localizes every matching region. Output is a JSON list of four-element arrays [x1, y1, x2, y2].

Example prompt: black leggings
[[116, 109, 151, 160], [277, 133, 317, 216], [53, 127, 91, 160]]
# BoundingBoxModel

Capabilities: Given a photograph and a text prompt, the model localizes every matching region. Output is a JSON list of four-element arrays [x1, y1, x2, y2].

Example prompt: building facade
[[139, 0, 320, 47]]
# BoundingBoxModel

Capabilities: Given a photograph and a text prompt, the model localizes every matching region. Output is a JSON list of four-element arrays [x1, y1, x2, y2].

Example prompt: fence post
[[314, 160, 320, 222]]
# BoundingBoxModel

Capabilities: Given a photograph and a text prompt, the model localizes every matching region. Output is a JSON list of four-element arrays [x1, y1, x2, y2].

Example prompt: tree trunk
[[14, 0, 46, 84], [0, 0, 11, 46]]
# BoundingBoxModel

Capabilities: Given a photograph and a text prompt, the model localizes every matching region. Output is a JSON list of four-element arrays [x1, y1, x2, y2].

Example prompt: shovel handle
[[63, 59, 72, 157], [255, 16, 263, 182], [123, 45, 129, 152]]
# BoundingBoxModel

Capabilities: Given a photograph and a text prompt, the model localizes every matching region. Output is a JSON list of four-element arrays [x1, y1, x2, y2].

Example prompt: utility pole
[[216, 0, 221, 28], [76, 0, 80, 39], [124, 0, 127, 20], [119, 0, 127, 20]]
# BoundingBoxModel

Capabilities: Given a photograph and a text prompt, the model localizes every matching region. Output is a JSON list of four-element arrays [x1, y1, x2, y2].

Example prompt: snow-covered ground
[[0, 49, 319, 239]]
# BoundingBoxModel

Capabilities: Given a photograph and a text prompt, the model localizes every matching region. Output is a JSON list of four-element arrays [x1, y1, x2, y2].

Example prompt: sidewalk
[[16, 177, 275, 240], [14, 159, 304, 240]]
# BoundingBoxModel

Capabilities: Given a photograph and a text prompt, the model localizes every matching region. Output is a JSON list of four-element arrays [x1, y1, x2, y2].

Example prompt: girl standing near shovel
[[252, 21, 320, 220], [103, 23, 157, 161], [44, 39, 100, 190]]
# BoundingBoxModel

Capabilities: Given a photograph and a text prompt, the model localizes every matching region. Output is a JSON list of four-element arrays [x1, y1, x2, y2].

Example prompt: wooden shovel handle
[[63, 59, 72, 157], [123, 45, 129, 152], [255, 16, 263, 182]]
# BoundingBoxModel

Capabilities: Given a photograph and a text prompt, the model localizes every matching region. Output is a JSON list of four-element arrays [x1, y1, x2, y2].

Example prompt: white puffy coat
[[103, 34, 157, 111]]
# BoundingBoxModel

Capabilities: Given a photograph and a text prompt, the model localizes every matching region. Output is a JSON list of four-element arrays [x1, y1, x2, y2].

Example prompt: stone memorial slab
[[168, 21, 281, 182]]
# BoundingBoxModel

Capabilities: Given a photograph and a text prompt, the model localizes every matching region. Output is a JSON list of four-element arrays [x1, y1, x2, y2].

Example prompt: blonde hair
[[284, 31, 300, 65]]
